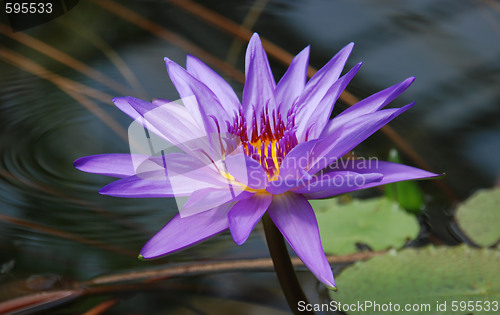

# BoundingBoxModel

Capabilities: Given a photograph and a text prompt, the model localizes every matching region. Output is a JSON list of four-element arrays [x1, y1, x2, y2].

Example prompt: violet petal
[[292, 171, 383, 196], [228, 193, 273, 245], [309, 103, 415, 174], [140, 202, 233, 259], [186, 55, 241, 115], [300, 62, 362, 141], [322, 77, 415, 136], [180, 187, 253, 217], [267, 193, 335, 288], [224, 154, 269, 189], [304, 160, 441, 199], [165, 58, 230, 135], [295, 43, 354, 131], [274, 46, 310, 116], [74, 153, 143, 178], [243, 34, 277, 126]]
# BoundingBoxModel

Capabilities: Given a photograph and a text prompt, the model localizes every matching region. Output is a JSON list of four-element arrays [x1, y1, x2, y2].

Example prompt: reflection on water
[[1, 0, 499, 313]]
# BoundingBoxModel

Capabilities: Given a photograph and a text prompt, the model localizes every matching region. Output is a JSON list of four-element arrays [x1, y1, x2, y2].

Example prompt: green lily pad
[[312, 197, 420, 255], [455, 188, 500, 247], [385, 149, 425, 213], [331, 246, 500, 315]]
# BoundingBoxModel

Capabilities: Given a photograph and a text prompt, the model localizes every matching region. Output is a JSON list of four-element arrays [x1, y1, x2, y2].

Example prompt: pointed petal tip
[[185, 54, 201, 65], [247, 33, 265, 52], [351, 62, 363, 72], [139, 242, 166, 260], [164, 57, 173, 67], [73, 156, 93, 171], [139, 247, 158, 260], [164, 58, 187, 80], [112, 96, 129, 104], [399, 76, 415, 88], [421, 171, 445, 180], [233, 235, 247, 246], [317, 267, 336, 289], [294, 45, 311, 60], [73, 157, 83, 168], [320, 275, 336, 289], [343, 42, 355, 52], [403, 101, 416, 110], [138, 249, 161, 260], [164, 57, 177, 70], [302, 45, 311, 54], [387, 102, 415, 119], [98, 185, 117, 196], [248, 33, 262, 46], [185, 54, 199, 67]]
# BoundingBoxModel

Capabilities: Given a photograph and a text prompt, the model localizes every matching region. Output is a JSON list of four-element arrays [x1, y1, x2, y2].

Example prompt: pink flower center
[[228, 106, 298, 179]]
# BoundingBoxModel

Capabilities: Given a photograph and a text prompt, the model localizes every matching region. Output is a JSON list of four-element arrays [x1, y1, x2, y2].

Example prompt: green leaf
[[455, 187, 500, 247], [331, 246, 500, 315], [312, 197, 420, 255], [385, 149, 424, 213]]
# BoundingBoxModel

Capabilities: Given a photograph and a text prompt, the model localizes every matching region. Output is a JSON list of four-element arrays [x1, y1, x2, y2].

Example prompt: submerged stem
[[262, 213, 315, 315]]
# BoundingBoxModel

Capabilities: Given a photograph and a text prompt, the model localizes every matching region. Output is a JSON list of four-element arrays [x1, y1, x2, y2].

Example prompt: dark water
[[1, 0, 499, 314]]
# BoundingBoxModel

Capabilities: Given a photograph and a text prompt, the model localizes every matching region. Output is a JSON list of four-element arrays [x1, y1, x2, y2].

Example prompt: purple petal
[[267, 193, 335, 288], [165, 58, 230, 135], [161, 152, 209, 175], [303, 160, 441, 199], [180, 187, 253, 217], [322, 77, 415, 136], [309, 103, 415, 174], [99, 171, 177, 198], [264, 141, 321, 194], [244, 33, 276, 88], [160, 152, 261, 193], [113, 95, 154, 122], [98, 163, 224, 198], [295, 43, 354, 132], [134, 152, 226, 187], [74, 154, 141, 178], [274, 46, 310, 116], [186, 55, 241, 115], [243, 34, 277, 125], [298, 63, 362, 141], [224, 154, 268, 189], [279, 140, 320, 180], [163, 153, 235, 189], [140, 202, 233, 259], [152, 98, 171, 106], [228, 193, 273, 245], [113, 97, 207, 153], [292, 171, 383, 197], [266, 175, 310, 195]]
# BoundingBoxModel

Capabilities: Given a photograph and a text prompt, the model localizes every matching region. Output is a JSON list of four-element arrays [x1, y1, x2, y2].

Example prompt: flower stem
[[262, 213, 315, 315]]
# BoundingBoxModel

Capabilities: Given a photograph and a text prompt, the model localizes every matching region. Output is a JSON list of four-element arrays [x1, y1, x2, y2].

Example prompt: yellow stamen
[[245, 138, 281, 180]]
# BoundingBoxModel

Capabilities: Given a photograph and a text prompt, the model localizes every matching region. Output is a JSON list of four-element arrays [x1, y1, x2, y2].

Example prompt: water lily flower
[[74, 33, 439, 289]]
